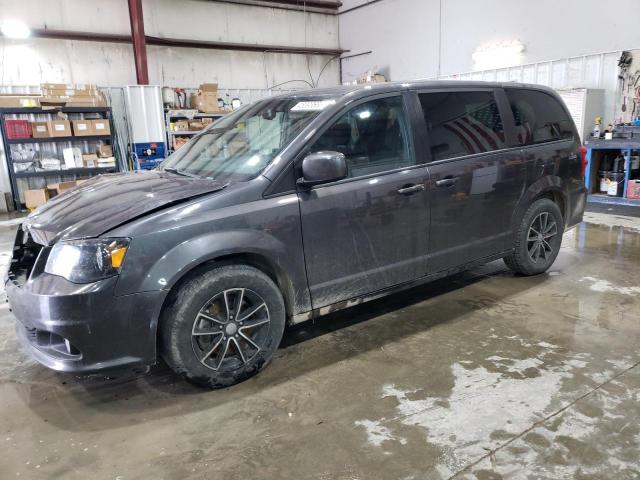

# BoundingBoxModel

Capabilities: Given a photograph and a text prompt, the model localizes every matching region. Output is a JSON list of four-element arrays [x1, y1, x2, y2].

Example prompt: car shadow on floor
[[11, 260, 555, 432]]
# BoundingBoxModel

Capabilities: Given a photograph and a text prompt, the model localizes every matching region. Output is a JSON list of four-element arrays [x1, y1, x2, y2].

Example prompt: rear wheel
[[159, 264, 286, 388], [504, 198, 564, 276]]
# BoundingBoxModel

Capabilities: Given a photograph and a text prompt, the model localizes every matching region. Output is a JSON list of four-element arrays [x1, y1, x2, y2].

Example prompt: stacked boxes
[[190, 84, 223, 113], [40, 83, 107, 107]]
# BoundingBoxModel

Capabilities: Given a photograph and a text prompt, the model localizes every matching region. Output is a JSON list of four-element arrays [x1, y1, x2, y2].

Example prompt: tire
[[503, 198, 564, 276], [159, 264, 286, 389]]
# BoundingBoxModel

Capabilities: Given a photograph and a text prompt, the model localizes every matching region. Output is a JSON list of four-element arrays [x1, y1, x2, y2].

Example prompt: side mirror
[[297, 151, 347, 188]]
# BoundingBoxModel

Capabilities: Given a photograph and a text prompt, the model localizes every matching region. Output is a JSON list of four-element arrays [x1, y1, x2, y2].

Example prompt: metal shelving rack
[[165, 109, 224, 155], [584, 138, 640, 207], [0, 106, 119, 210]]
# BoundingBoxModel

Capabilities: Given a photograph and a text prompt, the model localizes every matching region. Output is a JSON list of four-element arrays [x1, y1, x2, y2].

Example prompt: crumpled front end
[[6, 225, 166, 373]]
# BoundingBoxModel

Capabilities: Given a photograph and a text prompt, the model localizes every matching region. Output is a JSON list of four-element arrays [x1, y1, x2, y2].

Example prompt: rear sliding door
[[416, 89, 526, 273]]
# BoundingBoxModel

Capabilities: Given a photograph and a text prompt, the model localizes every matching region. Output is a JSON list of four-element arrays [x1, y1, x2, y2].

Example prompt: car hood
[[23, 171, 227, 245]]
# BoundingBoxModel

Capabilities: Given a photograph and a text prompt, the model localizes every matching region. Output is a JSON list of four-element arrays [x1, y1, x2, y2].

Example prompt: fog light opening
[[63, 338, 81, 356]]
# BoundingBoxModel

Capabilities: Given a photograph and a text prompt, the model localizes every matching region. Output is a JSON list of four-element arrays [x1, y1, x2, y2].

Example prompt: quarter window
[[310, 96, 414, 178], [505, 89, 575, 145], [418, 91, 506, 162]]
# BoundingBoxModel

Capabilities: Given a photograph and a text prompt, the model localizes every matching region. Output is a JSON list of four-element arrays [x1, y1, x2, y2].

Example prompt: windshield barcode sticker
[[291, 100, 335, 112]]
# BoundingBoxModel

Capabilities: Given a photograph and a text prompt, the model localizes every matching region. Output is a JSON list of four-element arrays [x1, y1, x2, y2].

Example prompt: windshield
[[159, 96, 337, 182]]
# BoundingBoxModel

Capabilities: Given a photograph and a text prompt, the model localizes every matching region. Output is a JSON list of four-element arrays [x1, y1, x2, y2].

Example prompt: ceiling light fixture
[[472, 40, 525, 70], [1, 19, 31, 39]]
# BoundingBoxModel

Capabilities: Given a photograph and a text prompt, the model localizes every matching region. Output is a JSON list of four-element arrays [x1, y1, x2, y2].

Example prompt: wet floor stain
[[0, 212, 639, 479]]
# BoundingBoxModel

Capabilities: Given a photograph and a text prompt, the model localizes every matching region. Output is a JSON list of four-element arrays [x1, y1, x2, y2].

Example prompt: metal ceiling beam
[[145, 35, 345, 55], [128, 0, 149, 84], [205, 0, 341, 14], [24, 29, 346, 56], [247, 0, 341, 8]]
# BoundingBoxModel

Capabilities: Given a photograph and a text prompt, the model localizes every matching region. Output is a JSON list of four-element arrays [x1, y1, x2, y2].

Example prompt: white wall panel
[[0, 0, 340, 89], [339, 0, 640, 82], [439, 51, 624, 126]]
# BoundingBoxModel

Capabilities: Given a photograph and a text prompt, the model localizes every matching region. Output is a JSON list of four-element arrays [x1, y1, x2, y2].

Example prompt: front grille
[[8, 226, 47, 286]]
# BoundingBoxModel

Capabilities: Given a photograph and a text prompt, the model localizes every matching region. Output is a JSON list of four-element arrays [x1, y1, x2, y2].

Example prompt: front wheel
[[504, 198, 564, 276], [159, 264, 286, 388]]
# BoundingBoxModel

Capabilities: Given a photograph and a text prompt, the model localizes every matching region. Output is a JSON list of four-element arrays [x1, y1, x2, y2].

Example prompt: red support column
[[128, 0, 149, 84]]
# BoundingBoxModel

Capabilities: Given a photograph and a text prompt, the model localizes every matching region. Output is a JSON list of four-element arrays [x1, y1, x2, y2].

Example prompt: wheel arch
[[153, 250, 299, 363], [159, 251, 298, 322], [511, 176, 568, 232]]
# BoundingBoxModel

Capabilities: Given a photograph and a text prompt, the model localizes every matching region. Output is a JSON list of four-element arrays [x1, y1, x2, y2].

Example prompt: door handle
[[435, 176, 459, 187], [397, 184, 426, 195]]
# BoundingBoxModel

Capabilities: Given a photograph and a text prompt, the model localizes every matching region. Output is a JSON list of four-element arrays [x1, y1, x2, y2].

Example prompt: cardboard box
[[174, 120, 190, 131], [63, 147, 83, 168], [173, 136, 190, 150], [31, 122, 50, 138], [40, 158, 62, 170], [0, 95, 40, 108], [72, 120, 94, 136], [48, 120, 71, 137], [41, 83, 99, 97], [40, 83, 107, 107], [201, 117, 214, 125], [627, 179, 640, 200], [82, 154, 98, 168], [97, 157, 116, 168], [199, 83, 218, 93], [91, 119, 111, 135], [24, 189, 49, 210], [192, 93, 221, 113], [189, 120, 205, 130], [40, 96, 70, 107], [48, 181, 77, 195], [191, 84, 222, 113], [41, 83, 98, 90], [63, 96, 107, 107], [96, 144, 113, 157]]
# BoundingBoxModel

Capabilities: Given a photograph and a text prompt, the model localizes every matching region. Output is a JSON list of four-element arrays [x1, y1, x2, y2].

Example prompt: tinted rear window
[[505, 89, 575, 145], [418, 91, 506, 162]]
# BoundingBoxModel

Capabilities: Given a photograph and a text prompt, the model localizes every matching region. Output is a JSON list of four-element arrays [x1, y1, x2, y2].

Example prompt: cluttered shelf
[[14, 167, 116, 179], [167, 131, 201, 136], [0, 107, 111, 114], [166, 111, 225, 120], [7, 135, 111, 144], [0, 88, 119, 210], [584, 129, 640, 205], [587, 194, 640, 206]]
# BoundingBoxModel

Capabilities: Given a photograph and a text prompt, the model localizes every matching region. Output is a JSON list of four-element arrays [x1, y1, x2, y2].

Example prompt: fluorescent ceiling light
[[472, 40, 525, 70], [1, 19, 31, 39]]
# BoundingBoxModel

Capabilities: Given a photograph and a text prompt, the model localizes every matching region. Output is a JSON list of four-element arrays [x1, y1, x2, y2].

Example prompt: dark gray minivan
[[7, 81, 586, 387]]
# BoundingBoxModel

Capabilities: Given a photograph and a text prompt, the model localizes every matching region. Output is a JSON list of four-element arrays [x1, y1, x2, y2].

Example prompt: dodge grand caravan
[[7, 81, 587, 388]]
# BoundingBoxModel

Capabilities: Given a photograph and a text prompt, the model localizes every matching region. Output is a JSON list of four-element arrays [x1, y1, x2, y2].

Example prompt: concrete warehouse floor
[[0, 211, 639, 480]]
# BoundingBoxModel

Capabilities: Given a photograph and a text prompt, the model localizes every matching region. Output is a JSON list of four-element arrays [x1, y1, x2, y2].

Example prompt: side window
[[418, 91, 506, 162], [505, 89, 575, 145], [310, 96, 414, 178]]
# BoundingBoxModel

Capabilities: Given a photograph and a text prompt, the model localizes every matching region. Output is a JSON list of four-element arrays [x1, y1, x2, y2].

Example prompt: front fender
[[141, 229, 289, 291]]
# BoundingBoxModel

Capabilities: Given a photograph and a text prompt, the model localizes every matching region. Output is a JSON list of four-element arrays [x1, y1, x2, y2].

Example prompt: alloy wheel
[[191, 288, 270, 372], [526, 211, 558, 264]]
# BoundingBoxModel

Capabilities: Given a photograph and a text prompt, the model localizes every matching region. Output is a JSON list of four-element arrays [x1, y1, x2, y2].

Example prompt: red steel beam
[[128, 0, 149, 84]]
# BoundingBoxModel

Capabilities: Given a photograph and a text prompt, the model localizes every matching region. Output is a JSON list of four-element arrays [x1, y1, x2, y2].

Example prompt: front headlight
[[45, 238, 130, 283]]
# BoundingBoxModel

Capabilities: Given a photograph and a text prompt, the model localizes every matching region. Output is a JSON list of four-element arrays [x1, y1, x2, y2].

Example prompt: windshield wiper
[[163, 167, 202, 179]]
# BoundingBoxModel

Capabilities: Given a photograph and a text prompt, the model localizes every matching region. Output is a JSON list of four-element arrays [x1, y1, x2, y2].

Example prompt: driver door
[[297, 94, 430, 309]]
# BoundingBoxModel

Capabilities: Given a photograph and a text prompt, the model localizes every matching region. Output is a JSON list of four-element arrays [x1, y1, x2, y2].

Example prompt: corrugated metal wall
[[437, 51, 624, 127]]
